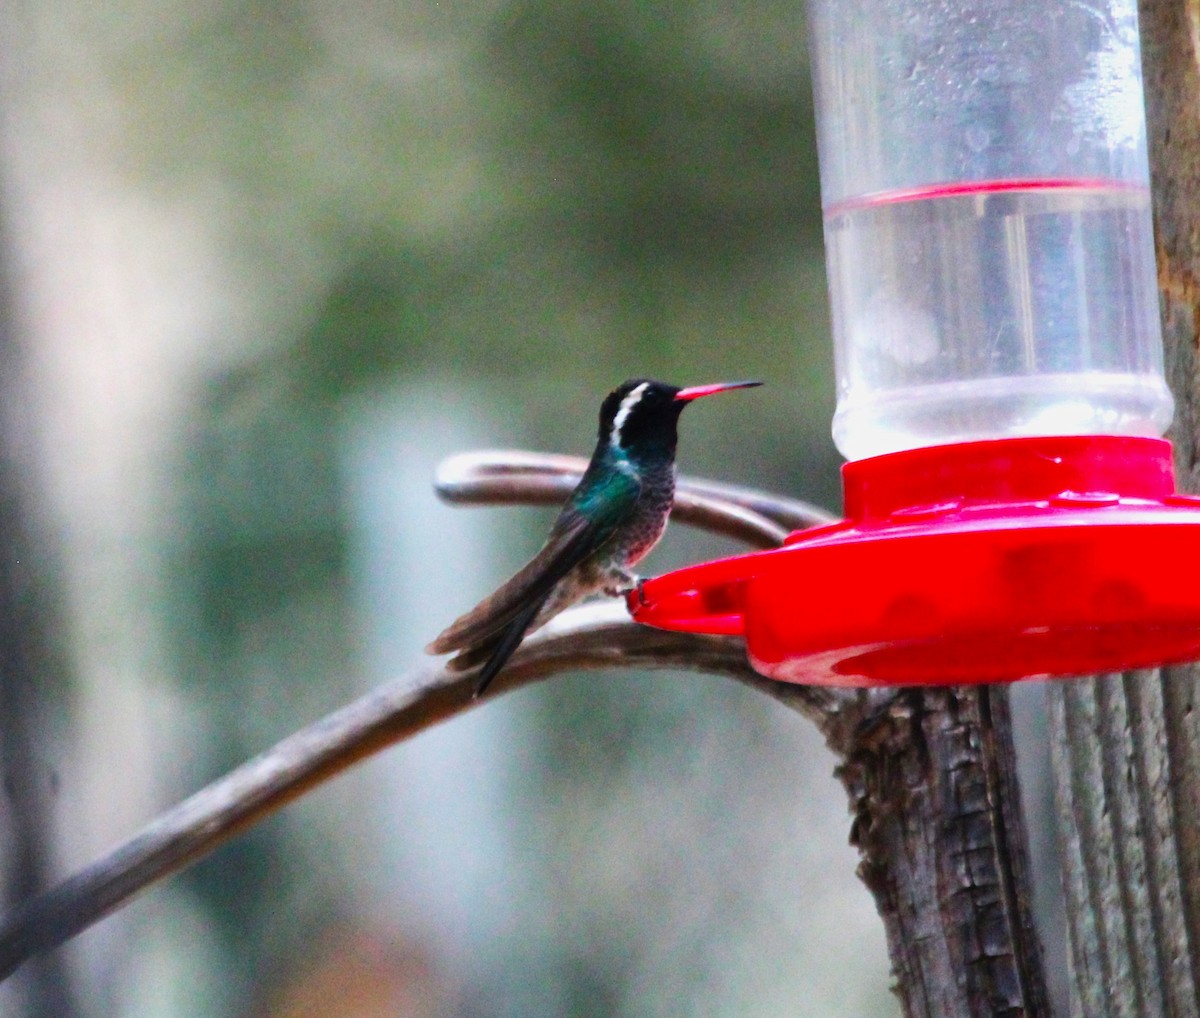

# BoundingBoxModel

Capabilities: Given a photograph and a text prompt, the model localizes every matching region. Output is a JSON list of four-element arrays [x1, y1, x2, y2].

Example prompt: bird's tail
[[426, 546, 567, 657], [465, 595, 548, 698]]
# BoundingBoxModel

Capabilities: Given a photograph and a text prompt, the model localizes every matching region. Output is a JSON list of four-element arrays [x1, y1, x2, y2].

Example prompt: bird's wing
[[467, 594, 548, 697], [427, 471, 639, 656]]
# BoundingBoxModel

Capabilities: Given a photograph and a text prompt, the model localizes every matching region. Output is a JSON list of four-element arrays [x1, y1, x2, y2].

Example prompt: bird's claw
[[603, 570, 640, 599], [606, 576, 649, 606]]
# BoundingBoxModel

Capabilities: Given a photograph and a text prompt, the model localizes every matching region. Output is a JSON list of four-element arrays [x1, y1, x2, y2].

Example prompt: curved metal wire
[[0, 453, 843, 980], [435, 450, 838, 540]]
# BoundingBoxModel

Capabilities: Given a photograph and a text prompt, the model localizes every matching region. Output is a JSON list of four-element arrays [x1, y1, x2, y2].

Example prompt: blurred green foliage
[[8, 1, 887, 1015], [167, 2, 848, 1014]]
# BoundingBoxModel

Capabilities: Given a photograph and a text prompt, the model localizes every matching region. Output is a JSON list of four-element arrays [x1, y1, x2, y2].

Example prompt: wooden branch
[[834, 687, 1050, 1018], [1040, 6, 1200, 1015], [0, 453, 1051, 1018], [0, 467, 836, 982], [0, 602, 834, 983]]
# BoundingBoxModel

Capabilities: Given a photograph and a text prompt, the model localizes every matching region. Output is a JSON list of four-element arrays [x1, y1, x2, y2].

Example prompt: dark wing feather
[[468, 595, 549, 697], [426, 480, 636, 657]]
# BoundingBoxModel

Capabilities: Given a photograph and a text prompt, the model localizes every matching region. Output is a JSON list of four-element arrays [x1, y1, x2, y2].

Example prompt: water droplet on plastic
[[965, 125, 991, 152]]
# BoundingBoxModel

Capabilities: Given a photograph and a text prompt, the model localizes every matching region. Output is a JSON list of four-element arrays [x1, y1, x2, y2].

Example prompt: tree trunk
[[817, 686, 1051, 1017], [1044, 4, 1200, 1015]]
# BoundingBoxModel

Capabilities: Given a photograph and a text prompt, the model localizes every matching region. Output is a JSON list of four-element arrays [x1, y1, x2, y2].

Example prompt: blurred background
[[0, 2, 1062, 1016]]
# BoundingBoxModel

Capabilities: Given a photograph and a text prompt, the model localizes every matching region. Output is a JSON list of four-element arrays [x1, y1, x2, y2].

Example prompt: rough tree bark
[[1042, 6, 1200, 1017], [830, 687, 1049, 1017]]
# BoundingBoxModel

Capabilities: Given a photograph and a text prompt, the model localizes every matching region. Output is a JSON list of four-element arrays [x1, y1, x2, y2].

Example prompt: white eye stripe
[[610, 382, 649, 448]]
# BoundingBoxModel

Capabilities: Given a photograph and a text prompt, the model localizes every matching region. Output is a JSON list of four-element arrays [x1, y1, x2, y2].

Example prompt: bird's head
[[598, 378, 762, 458]]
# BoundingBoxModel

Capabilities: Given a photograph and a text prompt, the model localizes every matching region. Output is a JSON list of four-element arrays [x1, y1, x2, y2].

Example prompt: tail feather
[[425, 572, 534, 656], [428, 506, 609, 656], [470, 595, 548, 698], [443, 633, 512, 673]]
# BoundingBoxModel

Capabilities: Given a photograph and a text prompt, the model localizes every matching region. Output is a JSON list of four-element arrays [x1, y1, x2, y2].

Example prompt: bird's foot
[[603, 570, 639, 599]]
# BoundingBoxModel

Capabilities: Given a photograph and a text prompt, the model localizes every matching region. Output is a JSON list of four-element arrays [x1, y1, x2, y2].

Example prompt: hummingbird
[[427, 377, 762, 697]]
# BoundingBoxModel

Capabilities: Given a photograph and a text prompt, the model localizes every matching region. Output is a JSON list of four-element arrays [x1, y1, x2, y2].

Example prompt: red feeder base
[[629, 435, 1200, 686]]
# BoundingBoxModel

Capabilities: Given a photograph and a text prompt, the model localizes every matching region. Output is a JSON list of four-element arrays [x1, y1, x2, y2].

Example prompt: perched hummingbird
[[428, 377, 762, 697]]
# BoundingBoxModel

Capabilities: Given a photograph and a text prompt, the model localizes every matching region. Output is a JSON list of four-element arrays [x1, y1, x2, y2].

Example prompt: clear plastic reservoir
[[807, 0, 1173, 461]]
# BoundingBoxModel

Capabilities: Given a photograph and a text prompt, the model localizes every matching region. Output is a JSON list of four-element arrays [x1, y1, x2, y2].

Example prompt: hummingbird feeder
[[630, 0, 1200, 686]]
